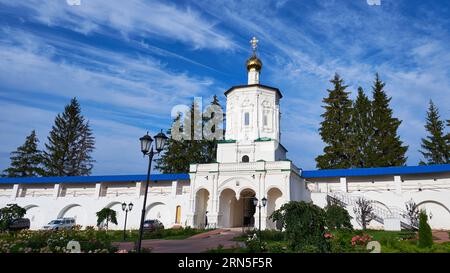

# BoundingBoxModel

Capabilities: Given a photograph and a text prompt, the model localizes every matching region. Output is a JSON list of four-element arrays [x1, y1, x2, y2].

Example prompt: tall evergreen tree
[[368, 74, 408, 167], [155, 97, 222, 173], [316, 74, 353, 169], [419, 100, 449, 165], [350, 87, 373, 168], [44, 98, 95, 176], [2, 130, 45, 177]]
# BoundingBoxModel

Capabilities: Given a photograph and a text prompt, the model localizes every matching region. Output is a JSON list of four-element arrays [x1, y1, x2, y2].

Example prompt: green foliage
[[96, 208, 117, 230], [245, 233, 268, 253], [0, 204, 26, 231], [44, 97, 95, 176], [418, 210, 433, 248], [270, 201, 329, 252], [325, 204, 353, 230], [349, 87, 373, 168], [419, 100, 449, 165], [368, 74, 408, 167], [0, 229, 117, 253], [155, 97, 223, 173], [316, 74, 353, 169], [2, 130, 45, 177]]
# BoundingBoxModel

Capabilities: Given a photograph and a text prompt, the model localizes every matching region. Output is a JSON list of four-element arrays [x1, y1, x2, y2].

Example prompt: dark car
[[143, 219, 164, 232], [8, 218, 30, 231]]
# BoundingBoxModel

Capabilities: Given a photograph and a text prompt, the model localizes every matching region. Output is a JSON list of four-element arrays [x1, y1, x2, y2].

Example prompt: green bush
[[325, 204, 353, 230], [418, 210, 433, 248], [271, 201, 329, 252], [0, 229, 117, 253]]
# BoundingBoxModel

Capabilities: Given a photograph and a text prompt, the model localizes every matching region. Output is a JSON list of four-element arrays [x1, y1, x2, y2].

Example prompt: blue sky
[[0, 0, 449, 174]]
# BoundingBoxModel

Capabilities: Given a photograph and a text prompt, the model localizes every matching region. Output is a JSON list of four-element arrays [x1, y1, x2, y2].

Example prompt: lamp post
[[252, 196, 267, 251], [122, 202, 133, 241], [137, 130, 168, 252]]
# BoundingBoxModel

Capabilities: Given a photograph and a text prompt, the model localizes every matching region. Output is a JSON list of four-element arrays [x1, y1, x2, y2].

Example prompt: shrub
[[0, 204, 26, 231], [270, 201, 329, 252], [325, 204, 353, 230], [418, 210, 433, 248], [245, 233, 267, 253]]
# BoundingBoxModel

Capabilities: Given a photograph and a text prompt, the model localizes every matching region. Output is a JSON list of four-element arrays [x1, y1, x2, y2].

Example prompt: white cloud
[[0, 0, 236, 50]]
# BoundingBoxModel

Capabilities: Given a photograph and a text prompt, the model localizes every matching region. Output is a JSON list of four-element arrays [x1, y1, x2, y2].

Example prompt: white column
[[11, 184, 19, 200], [53, 184, 61, 199], [135, 182, 142, 198], [171, 180, 177, 198], [94, 182, 102, 199], [394, 175, 402, 195], [340, 177, 347, 192]]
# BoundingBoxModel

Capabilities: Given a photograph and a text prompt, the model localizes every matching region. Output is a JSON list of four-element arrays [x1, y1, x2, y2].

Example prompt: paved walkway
[[432, 230, 450, 243], [113, 229, 245, 253]]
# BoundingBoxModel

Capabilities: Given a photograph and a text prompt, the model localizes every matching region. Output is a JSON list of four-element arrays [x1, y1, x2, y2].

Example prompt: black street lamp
[[122, 202, 133, 241], [252, 196, 267, 251], [137, 130, 168, 252]]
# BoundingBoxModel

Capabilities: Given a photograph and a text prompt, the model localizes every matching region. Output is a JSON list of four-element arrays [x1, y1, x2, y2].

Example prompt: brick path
[[113, 229, 244, 253]]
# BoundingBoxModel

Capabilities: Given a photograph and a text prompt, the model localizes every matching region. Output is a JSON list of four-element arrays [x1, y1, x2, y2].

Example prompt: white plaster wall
[[308, 172, 450, 230], [0, 180, 190, 230]]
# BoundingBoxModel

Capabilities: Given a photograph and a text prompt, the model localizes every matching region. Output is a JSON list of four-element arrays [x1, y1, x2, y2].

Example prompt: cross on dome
[[250, 36, 259, 54]]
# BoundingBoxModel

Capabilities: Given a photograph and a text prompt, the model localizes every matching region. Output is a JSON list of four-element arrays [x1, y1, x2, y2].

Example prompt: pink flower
[[351, 234, 373, 247], [324, 233, 334, 239], [116, 249, 128, 253]]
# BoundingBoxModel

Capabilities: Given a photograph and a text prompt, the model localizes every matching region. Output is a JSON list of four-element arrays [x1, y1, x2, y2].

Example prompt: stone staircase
[[327, 191, 418, 230]]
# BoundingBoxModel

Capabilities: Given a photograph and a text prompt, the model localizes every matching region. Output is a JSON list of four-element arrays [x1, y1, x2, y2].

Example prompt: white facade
[[0, 179, 190, 230], [1, 39, 450, 231]]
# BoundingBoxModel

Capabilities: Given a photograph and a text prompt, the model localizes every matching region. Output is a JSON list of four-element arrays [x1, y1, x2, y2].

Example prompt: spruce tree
[[2, 130, 45, 177], [350, 87, 373, 168], [155, 97, 221, 173], [368, 74, 408, 167], [316, 74, 353, 169], [44, 98, 95, 176], [419, 100, 449, 165]]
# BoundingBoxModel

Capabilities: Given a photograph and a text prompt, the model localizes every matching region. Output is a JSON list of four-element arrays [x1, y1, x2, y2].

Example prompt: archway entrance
[[194, 189, 210, 228], [266, 188, 283, 229], [218, 188, 256, 228]]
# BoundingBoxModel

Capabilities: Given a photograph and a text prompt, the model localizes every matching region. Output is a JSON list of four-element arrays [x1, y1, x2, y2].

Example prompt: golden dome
[[246, 55, 262, 71]]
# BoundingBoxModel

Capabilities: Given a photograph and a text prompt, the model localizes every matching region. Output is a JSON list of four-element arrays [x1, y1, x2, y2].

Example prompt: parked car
[[42, 218, 76, 230], [143, 219, 164, 232], [8, 218, 30, 231]]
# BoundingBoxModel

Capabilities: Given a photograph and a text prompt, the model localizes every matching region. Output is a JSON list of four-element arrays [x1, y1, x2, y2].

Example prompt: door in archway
[[175, 205, 181, 224]]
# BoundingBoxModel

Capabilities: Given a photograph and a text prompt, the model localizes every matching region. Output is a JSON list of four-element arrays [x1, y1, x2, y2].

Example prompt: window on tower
[[242, 155, 249, 162], [244, 112, 250, 126], [263, 114, 268, 126]]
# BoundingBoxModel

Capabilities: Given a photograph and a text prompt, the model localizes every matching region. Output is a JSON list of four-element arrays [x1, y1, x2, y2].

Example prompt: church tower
[[216, 37, 287, 163]]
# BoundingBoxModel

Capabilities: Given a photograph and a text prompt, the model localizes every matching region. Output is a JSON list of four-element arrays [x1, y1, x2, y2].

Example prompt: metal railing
[[327, 191, 418, 229]]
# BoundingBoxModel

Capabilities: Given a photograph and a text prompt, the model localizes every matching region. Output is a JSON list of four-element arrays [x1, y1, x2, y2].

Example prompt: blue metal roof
[[0, 173, 190, 185], [0, 164, 449, 184], [301, 164, 450, 178]]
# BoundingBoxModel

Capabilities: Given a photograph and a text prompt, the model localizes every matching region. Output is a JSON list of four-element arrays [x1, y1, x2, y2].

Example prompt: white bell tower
[[216, 37, 287, 163]]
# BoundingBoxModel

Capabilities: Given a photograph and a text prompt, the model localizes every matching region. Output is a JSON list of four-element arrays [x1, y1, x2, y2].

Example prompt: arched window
[[244, 112, 250, 126], [175, 205, 181, 224], [242, 155, 249, 162]]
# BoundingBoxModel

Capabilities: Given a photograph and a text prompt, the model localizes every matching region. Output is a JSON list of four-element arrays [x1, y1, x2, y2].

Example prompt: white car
[[42, 218, 76, 230]]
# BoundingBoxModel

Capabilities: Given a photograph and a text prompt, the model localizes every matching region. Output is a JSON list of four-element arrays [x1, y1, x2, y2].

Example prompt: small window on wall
[[244, 112, 250, 126], [242, 155, 249, 162], [263, 114, 268, 126]]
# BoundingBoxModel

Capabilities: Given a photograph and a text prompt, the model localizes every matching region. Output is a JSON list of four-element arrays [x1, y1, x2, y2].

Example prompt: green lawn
[[211, 229, 450, 253], [109, 227, 211, 242], [0, 227, 212, 253]]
